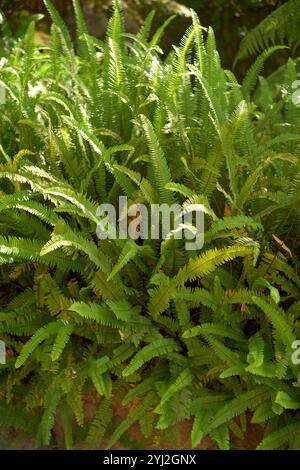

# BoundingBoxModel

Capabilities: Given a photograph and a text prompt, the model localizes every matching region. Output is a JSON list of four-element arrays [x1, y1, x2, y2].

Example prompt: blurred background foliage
[[0, 0, 288, 73]]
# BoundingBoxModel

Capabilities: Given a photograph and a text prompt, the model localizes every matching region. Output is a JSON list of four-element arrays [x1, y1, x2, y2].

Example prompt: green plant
[[236, 0, 300, 63], [0, 0, 299, 450]]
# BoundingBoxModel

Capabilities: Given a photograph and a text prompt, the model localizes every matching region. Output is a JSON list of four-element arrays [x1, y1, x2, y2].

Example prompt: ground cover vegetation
[[0, 0, 299, 450]]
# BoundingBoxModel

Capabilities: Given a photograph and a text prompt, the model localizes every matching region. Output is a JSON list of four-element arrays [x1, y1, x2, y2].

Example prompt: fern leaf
[[258, 421, 300, 450], [15, 321, 62, 368], [51, 322, 75, 362], [122, 339, 181, 377]]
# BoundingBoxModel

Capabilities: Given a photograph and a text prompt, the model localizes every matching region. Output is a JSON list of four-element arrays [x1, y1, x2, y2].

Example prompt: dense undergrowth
[[0, 0, 299, 450]]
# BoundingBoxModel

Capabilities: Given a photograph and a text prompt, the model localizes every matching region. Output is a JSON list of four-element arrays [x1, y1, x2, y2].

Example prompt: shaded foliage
[[0, 0, 299, 450]]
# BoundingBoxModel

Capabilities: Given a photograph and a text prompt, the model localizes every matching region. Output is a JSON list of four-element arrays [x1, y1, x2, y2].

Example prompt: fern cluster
[[0, 0, 299, 450]]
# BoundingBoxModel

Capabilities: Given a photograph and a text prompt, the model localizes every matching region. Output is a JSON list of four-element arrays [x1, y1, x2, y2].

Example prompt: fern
[[123, 339, 181, 377], [15, 321, 63, 368], [258, 421, 300, 450], [0, 0, 299, 451], [236, 0, 300, 62]]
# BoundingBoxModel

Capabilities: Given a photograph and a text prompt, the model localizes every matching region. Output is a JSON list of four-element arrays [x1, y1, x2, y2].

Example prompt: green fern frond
[[257, 421, 300, 450], [235, 0, 300, 63], [123, 339, 181, 377]]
